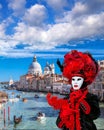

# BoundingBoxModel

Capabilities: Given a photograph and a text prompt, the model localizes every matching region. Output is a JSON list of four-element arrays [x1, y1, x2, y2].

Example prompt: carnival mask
[[71, 76, 84, 90]]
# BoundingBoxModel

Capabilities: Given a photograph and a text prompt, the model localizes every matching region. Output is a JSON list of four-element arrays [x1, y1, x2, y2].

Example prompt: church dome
[[44, 66, 50, 71], [28, 55, 42, 76], [44, 62, 55, 75], [44, 62, 51, 71]]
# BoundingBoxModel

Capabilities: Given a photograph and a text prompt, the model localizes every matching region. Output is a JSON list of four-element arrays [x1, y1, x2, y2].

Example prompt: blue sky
[[0, 0, 104, 82]]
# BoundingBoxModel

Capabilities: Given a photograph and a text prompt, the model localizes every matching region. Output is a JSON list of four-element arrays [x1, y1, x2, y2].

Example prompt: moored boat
[[14, 115, 22, 124]]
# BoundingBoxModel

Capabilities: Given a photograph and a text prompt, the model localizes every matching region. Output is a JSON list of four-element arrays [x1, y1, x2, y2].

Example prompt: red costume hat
[[63, 50, 99, 85]]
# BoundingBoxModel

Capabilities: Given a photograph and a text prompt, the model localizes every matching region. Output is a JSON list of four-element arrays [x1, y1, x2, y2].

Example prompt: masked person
[[46, 50, 100, 130]]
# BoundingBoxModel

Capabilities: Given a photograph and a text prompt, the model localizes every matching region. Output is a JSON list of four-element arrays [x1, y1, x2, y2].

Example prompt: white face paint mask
[[71, 76, 84, 90]]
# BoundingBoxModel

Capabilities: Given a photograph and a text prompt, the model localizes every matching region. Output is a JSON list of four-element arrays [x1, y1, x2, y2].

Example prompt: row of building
[[16, 55, 70, 94], [10, 56, 104, 101], [89, 60, 104, 101]]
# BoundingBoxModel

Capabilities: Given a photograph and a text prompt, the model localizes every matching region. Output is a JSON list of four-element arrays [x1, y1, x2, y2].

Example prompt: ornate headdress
[[63, 50, 99, 85]]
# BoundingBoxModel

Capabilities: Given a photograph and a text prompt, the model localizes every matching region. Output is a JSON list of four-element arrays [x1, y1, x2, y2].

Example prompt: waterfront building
[[89, 70, 104, 101], [17, 56, 104, 100], [98, 60, 104, 69], [18, 73, 70, 94], [18, 74, 34, 90], [52, 82, 63, 93], [52, 81, 71, 94], [88, 60, 104, 101]]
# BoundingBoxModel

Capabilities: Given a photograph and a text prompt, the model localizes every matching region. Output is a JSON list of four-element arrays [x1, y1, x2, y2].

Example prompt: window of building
[[102, 84, 104, 89], [100, 61, 104, 65]]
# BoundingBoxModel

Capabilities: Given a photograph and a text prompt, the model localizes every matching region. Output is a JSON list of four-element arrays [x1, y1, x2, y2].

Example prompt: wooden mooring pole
[[3, 108, 6, 126], [8, 106, 10, 120]]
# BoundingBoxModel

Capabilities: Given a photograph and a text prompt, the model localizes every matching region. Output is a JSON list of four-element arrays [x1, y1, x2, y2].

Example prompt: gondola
[[14, 115, 22, 124]]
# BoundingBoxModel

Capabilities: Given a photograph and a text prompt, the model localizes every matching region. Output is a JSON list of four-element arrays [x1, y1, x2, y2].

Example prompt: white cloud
[[56, 0, 104, 23], [8, 0, 26, 16], [5, 51, 34, 58], [0, 48, 34, 58], [0, 23, 6, 37], [23, 4, 47, 26], [46, 13, 104, 43], [84, 0, 104, 14], [0, 4, 2, 9], [0, 18, 14, 37], [0, 0, 104, 58], [45, 0, 69, 11], [13, 22, 44, 44], [0, 38, 19, 50], [4, 12, 104, 53]]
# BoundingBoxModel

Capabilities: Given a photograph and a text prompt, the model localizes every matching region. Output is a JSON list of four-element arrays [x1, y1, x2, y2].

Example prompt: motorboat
[[34, 94, 39, 98], [9, 98, 19, 102], [16, 95, 21, 98], [36, 112, 46, 121]]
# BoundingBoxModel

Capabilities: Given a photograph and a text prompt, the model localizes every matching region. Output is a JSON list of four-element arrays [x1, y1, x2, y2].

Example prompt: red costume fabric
[[47, 88, 90, 130], [46, 50, 100, 130], [63, 50, 99, 85]]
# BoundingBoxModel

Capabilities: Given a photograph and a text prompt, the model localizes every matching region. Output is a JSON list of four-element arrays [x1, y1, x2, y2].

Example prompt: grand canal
[[0, 86, 104, 130]]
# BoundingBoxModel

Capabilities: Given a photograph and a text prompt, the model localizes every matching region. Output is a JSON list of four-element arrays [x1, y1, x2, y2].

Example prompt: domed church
[[44, 62, 55, 75], [28, 55, 42, 76]]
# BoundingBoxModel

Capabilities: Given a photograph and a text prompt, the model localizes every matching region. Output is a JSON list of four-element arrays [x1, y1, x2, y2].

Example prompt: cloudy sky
[[0, 0, 104, 81]]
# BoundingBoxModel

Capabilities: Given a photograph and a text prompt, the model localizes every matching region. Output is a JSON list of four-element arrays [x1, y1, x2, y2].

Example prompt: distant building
[[88, 60, 104, 101], [9, 78, 14, 86], [28, 55, 42, 76], [18, 55, 58, 92], [28, 55, 55, 76], [44, 62, 55, 75], [98, 60, 104, 69]]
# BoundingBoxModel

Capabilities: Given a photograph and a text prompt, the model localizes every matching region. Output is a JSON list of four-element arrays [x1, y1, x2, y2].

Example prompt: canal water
[[0, 87, 104, 130]]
